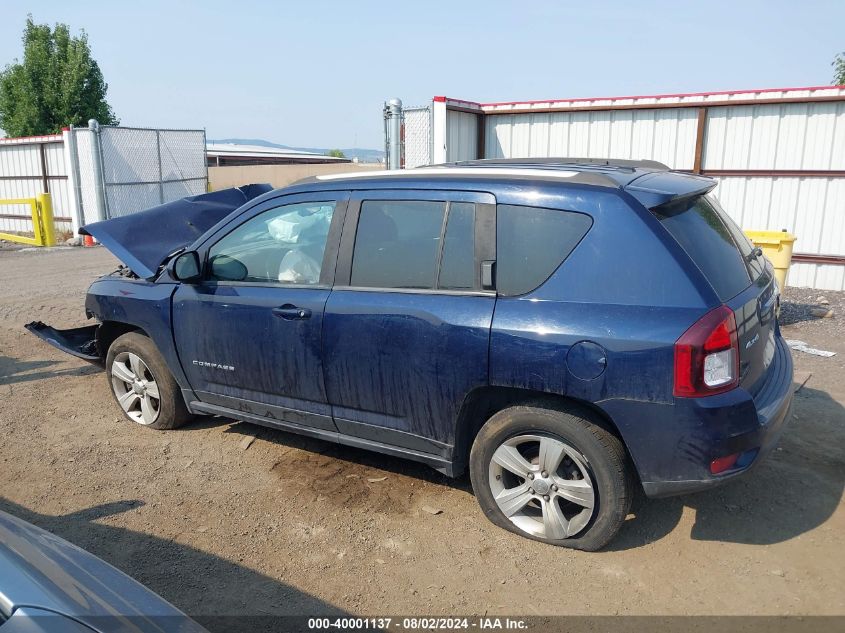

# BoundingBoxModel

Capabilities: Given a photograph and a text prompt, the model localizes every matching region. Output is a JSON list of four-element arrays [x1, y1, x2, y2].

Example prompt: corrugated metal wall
[[428, 88, 845, 290], [445, 110, 479, 162], [701, 100, 845, 290], [484, 109, 700, 169], [0, 135, 74, 235]]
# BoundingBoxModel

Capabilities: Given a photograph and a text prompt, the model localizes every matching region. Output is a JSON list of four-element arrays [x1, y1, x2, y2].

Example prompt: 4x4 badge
[[745, 333, 760, 350]]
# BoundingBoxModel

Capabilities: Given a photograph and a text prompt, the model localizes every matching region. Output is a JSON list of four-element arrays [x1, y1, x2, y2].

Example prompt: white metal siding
[[0, 136, 74, 235], [484, 108, 699, 169], [412, 86, 845, 290], [703, 102, 845, 170], [445, 110, 479, 162], [711, 176, 845, 291]]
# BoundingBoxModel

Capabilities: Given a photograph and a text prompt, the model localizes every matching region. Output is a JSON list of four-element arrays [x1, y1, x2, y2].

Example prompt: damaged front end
[[24, 321, 101, 362], [24, 184, 274, 364]]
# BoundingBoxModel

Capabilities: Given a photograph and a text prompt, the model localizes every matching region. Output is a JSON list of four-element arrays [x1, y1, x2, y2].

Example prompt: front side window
[[208, 201, 335, 284], [497, 204, 592, 296]]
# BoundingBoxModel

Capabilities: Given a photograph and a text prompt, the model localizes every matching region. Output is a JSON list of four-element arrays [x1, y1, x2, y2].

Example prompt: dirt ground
[[0, 246, 843, 623]]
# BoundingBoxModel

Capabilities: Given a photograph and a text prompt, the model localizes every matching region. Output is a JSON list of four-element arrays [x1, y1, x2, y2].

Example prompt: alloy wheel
[[488, 434, 596, 539], [110, 352, 161, 425]]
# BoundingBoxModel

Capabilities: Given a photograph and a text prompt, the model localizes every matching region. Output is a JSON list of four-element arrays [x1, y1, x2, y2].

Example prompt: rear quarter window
[[651, 195, 751, 301], [497, 204, 592, 296]]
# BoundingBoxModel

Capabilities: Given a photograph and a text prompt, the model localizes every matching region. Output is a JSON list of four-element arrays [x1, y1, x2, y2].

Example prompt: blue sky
[[1, 1, 843, 148]]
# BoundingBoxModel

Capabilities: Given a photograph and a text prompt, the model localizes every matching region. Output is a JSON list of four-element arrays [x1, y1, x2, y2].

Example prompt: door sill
[[188, 401, 457, 476]]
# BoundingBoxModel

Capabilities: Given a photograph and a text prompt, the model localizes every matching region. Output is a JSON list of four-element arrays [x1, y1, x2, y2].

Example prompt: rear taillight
[[674, 305, 739, 397]]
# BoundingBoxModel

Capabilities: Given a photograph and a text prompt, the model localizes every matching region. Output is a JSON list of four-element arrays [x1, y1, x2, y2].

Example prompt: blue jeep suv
[[27, 158, 794, 550]]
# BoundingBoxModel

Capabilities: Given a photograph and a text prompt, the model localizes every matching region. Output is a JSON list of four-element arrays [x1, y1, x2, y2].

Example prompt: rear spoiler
[[623, 171, 717, 209]]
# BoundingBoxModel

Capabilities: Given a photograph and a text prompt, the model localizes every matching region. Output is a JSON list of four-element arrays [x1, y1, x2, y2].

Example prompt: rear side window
[[496, 204, 592, 296], [651, 195, 752, 301], [350, 200, 476, 290], [351, 200, 479, 290], [351, 200, 445, 289], [438, 202, 475, 290]]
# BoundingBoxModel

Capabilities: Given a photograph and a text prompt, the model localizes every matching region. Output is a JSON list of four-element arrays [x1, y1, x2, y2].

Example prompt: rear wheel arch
[[453, 387, 639, 483], [469, 404, 633, 550]]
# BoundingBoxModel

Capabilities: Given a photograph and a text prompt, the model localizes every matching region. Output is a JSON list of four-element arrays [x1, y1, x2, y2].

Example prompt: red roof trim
[[446, 97, 485, 108], [0, 132, 64, 143], [436, 84, 845, 109], [432, 96, 447, 102]]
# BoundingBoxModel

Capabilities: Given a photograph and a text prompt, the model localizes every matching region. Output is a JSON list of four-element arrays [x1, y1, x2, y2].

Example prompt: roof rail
[[440, 157, 671, 171]]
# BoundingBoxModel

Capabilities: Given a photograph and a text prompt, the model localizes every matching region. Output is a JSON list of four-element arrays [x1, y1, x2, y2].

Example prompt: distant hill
[[211, 138, 384, 163]]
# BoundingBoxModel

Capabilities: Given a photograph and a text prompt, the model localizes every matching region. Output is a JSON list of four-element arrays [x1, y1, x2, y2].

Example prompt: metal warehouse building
[[206, 142, 350, 167], [399, 85, 845, 291]]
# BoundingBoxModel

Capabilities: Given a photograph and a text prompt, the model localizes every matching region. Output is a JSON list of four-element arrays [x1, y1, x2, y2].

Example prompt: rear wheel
[[106, 332, 190, 430], [470, 405, 632, 551]]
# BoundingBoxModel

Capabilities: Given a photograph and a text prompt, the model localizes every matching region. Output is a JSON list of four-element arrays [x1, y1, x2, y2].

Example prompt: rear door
[[650, 194, 778, 394], [322, 189, 496, 456]]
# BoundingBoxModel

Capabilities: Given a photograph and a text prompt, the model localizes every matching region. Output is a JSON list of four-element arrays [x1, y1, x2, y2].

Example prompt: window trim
[[335, 189, 496, 296], [192, 191, 349, 289]]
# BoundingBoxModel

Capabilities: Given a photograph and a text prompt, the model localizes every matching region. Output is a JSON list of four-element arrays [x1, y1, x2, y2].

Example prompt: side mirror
[[171, 251, 202, 283]]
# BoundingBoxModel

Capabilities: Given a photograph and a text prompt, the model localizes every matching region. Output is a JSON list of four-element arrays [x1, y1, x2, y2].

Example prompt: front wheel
[[106, 332, 190, 430], [470, 405, 633, 551]]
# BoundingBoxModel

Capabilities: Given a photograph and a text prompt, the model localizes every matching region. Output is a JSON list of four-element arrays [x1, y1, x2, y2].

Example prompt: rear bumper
[[24, 321, 101, 362], [604, 336, 794, 498], [642, 389, 793, 497]]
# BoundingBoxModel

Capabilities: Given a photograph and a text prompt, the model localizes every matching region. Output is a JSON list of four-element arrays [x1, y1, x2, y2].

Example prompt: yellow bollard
[[36, 193, 56, 247]]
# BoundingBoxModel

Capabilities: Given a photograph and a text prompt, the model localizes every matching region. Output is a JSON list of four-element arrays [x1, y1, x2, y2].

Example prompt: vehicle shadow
[[0, 354, 100, 386], [212, 384, 842, 551], [221, 419, 472, 492], [607, 385, 845, 550], [0, 497, 349, 633]]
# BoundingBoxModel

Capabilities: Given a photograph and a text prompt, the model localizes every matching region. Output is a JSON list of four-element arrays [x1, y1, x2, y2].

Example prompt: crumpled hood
[[80, 184, 273, 279], [0, 509, 208, 632]]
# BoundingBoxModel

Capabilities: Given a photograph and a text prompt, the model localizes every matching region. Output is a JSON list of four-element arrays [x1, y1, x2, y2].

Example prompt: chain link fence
[[98, 126, 207, 218], [403, 106, 431, 168]]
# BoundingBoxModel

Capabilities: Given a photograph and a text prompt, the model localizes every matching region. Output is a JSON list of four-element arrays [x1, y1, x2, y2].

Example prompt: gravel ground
[[0, 246, 843, 625]]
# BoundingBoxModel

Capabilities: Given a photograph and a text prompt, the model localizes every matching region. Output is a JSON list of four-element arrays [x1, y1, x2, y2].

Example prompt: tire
[[469, 405, 633, 551], [105, 331, 191, 430]]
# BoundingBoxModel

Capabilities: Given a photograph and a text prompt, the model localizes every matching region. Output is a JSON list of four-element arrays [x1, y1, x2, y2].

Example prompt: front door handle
[[272, 304, 312, 320]]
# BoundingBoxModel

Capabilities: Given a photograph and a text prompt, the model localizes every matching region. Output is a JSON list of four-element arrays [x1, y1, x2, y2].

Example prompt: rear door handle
[[272, 304, 312, 320]]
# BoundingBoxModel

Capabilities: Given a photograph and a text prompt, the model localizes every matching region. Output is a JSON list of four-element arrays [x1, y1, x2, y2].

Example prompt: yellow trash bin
[[744, 230, 797, 291]]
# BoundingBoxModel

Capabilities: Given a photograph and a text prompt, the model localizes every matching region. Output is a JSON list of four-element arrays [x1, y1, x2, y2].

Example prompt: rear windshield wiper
[[745, 246, 763, 262]]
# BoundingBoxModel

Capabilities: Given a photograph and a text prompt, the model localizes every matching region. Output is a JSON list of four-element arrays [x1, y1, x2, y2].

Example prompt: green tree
[[834, 52, 845, 85], [0, 17, 118, 137], [327, 149, 346, 158]]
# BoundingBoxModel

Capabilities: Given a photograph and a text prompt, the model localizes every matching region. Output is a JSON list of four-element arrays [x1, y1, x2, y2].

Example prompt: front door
[[173, 191, 348, 431], [322, 189, 496, 457]]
